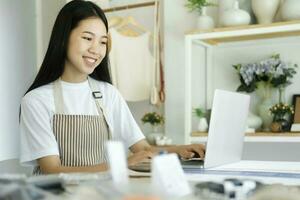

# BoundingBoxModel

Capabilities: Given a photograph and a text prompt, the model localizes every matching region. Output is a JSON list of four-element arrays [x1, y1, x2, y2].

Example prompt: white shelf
[[185, 20, 300, 45], [191, 132, 300, 143], [184, 21, 300, 144]]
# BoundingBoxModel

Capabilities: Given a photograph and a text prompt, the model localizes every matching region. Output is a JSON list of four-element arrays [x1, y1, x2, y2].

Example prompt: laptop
[[129, 89, 250, 172], [181, 89, 250, 169]]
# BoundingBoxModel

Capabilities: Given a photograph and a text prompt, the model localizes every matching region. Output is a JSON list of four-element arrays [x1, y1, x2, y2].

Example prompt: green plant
[[193, 107, 206, 118], [141, 112, 164, 126], [185, 0, 216, 14]]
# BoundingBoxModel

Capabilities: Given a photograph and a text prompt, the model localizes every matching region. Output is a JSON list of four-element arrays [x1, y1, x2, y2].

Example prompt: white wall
[[36, 0, 66, 68], [0, 0, 36, 173], [163, 0, 195, 144], [163, 0, 218, 144]]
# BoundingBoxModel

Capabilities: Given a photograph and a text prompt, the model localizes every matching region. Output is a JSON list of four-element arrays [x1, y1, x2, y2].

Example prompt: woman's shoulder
[[91, 78, 118, 95], [22, 83, 53, 105], [90, 79, 123, 106]]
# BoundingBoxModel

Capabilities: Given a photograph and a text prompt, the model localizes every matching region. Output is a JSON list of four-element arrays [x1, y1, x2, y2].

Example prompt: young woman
[[20, 0, 205, 174]]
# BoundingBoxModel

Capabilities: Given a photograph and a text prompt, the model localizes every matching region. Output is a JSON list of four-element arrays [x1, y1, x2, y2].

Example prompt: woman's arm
[[37, 156, 108, 174], [130, 139, 206, 160], [154, 144, 206, 159], [38, 152, 156, 173]]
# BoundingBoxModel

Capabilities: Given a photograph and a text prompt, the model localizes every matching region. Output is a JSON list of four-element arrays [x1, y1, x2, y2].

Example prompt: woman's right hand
[[127, 150, 154, 166]]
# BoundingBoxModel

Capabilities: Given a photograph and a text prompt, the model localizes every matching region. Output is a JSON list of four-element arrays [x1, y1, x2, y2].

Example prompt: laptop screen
[[204, 89, 250, 168]]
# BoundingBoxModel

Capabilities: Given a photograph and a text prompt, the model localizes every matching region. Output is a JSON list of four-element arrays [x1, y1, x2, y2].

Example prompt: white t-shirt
[[20, 79, 145, 167]]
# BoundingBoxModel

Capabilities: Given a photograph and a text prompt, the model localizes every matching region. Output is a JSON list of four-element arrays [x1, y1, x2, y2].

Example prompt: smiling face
[[62, 17, 108, 82]]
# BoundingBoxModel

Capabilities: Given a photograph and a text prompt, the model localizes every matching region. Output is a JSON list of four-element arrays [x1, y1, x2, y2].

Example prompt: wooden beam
[[203, 30, 300, 45], [191, 132, 300, 137], [186, 20, 300, 35], [103, 1, 156, 13]]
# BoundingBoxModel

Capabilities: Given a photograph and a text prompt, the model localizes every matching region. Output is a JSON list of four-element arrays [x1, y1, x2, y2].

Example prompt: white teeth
[[86, 58, 96, 63]]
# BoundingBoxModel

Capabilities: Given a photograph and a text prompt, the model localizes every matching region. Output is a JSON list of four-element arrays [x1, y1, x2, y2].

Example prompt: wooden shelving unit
[[185, 20, 300, 45], [190, 132, 300, 143], [184, 21, 300, 144]]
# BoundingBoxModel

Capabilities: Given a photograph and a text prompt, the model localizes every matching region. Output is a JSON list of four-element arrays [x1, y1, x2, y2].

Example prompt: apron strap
[[53, 79, 64, 114], [87, 76, 111, 130], [53, 77, 111, 133]]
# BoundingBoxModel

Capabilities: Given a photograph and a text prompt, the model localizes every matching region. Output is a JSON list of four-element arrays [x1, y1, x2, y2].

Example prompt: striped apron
[[33, 77, 111, 174]]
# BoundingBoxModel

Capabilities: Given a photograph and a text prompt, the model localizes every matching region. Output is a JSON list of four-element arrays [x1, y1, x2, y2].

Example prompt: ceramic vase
[[247, 111, 263, 131], [256, 82, 275, 131], [218, 0, 256, 25], [156, 136, 172, 146], [197, 117, 208, 132], [197, 7, 215, 30], [281, 0, 300, 21], [219, 0, 251, 27], [146, 126, 163, 145], [271, 87, 291, 132], [278, 86, 286, 103], [272, 115, 290, 132], [251, 0, 280, 24], [258, 99, 273, 131]]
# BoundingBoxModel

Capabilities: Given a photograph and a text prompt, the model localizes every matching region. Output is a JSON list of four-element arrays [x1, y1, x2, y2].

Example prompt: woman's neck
[[61, 66, 88, 83], [61, 73, 88, 83]]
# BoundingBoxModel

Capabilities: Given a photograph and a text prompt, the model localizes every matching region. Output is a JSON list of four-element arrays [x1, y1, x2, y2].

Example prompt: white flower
[[234, 54, 297, 92]]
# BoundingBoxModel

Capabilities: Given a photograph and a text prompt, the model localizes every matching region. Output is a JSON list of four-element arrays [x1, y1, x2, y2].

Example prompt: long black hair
[[25, 0, 111, 95]]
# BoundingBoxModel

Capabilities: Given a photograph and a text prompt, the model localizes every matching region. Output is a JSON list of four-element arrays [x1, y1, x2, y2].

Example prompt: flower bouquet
[[141, 112, 164, 127], [233, 54, 297, 93]]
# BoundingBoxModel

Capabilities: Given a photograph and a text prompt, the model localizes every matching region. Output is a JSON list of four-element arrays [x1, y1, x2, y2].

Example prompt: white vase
[[155, 136, 172, 146], [281, 0, 300, 21], [251, 0, 280, 24], [146, 126, 164, 145], [197, 7, 215, 30], [256, 82, 275, 131], [258, 99, 273, 131], [219, 0, 256, 25], [146, 132, 164, 145], [247, 111, 263, 130], [219, 1, 251, 27], [197, 117, 208, 132]]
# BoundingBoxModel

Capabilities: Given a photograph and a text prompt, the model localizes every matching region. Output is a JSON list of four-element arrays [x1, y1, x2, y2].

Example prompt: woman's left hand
[[176, 144, 205, 160]]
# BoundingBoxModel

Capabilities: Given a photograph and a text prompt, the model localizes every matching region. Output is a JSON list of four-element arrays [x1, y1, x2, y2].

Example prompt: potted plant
[[141, 112, 165, 144], [185, 0, 217, 30], [193, 107, 208, 132], [186, 0, 216, 13], [233, 53, 298, 130], [269, 103, 294, 132]]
